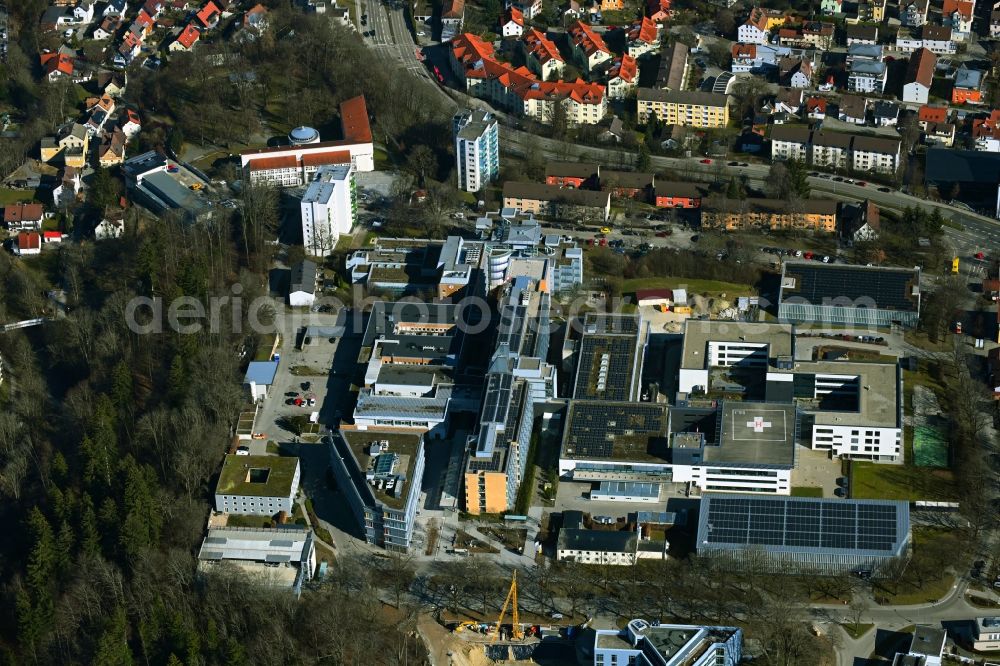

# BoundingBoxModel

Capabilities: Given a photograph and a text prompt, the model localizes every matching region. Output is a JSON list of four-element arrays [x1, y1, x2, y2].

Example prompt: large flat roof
[[697, 494, 910, 558], [339, 431, 421, 510], [795, 360, 899, 427], [216, 455, 299, 498], [562, 401, 670, 461], [780, 261, 920, 313], [710, 401, 797, 467], [680, 320, 794, 369]]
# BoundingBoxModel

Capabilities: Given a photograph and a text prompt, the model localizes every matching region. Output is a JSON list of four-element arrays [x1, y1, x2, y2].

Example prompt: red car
[[856, 181, 867, 187], [700, 158, 712, 164], [976, 251, 986, 260], [804, 251, 814, 260], [599, 238, 608, 247]]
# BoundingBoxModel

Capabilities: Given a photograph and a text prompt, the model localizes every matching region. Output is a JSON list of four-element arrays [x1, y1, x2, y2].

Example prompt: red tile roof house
[[15, 232, 42, 256], [196, 1, 222, 28], [42, 231, 64, 244], [40, 52, 74, 82], [654, 181, 702, 208], [169, 23, 200, 51], [545, 162, 600, 189], [4, 203, 45, 231]]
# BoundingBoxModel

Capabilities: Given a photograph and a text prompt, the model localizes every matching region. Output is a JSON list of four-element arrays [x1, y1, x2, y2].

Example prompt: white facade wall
[[811, 424, 901, 460], [903, 81, 930, 104], [772, 139, 809, 161], [738, 24, 768, 44], [300, 164, 354, 256], [556, 548, 636, 565], [559, 457, 792, 495], [707, 341, 770, 367]]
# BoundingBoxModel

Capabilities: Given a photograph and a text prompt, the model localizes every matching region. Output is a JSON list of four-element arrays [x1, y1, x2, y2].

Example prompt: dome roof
[[288, 126, 320, 145]]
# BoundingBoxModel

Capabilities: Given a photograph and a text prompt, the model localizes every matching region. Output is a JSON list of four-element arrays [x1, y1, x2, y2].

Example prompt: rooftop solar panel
[[699, 495, 907, 557], [782, 263, 919, 312]]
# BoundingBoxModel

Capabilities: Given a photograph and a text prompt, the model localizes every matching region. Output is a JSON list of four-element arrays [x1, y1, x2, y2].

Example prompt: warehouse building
[[778, 261, 921, 328], [696, 494, 910, 575]]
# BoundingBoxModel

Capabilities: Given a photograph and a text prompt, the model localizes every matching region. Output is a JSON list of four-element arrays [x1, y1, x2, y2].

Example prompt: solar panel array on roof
[[481, 372, 514, 426], [497, 304, 527, 355], [573, 335, 637, 400], [782, 263, 919, 312], [702, 496, 902, 553], [565, 402, 667, 458]]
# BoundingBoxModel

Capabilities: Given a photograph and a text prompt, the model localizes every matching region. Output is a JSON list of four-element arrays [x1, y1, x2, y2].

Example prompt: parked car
[[699, 158, 712, 164], [236, 446, 250, 456]]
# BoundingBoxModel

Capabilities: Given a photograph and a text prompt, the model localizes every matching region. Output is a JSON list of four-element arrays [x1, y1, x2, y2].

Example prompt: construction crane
[[490, 571, 523, 643]]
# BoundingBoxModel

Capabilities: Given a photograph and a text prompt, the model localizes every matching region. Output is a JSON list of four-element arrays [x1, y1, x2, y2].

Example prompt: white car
[[235, 446, 251, 456]]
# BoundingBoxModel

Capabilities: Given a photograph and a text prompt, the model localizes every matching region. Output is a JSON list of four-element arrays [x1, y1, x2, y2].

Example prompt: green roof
[[216, 455, 300, 497]]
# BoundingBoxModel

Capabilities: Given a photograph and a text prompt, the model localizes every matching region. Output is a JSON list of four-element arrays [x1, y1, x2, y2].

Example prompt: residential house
[[196, 1, 222, 28], [953, 66, 984, 105], [601, 170, 654, 200], [40, 52, 74, 82], [15, 232, 42, 256], [507, 0, 542, 20], [40, 6, 73, 32], [837, 94, 867, 125], [900, 0, 928, 27], [654, 181, 703, 208], [545, 161, 599, 188], [441, 0, 464, 41], [142, 0, 164, 17], [119, 108, 142, 139], [972, 110, 1000, 143], [903, 47, 936, 104], [893, 626, 945, 666], [73, 1, 96, 25], [872, 101, 899, 126], [98, 128, 127, 167], [738, 8, 770, 44], [97, 70, 128, 97], [821, 0, 842, 14], [169, 22, 200, 50], [846, 24, 878, 45], [851, 135, 900, 173], [289, 260, 317, 307], [52, 166, 82, 207], [523, 28, 564, 80], [779, 57, 813, 88], [857, 0, 886, 21], [94, 210, 125, 239], [637, 89, 730, 128], [942, 0, 973, 41], [103, 0, 129, 16], [85, 94, 116, 136], [848, 58, 887, 93], [647, 0, 670, 22], [626, 17, 659, 58], [774, 87, 804, 114], [700, 198, 839, 232], [840, 199, 880, 242], [243, 3, 268, 31], [568, 20, 611, 73], [777, 22, 834, 50], [3, 203, 45, 231], [41, 123, 90, 167], [657, 41, 688, 89], [921, 25, 956, 54], [806, 96, 827, 119], [93, 15, 121, 39], [730, 43, 790, 74], [501, 6, 524, 37], [607, 55, 638, 99], [919, 105, 955, 146], [973, 617, 1000, 652]]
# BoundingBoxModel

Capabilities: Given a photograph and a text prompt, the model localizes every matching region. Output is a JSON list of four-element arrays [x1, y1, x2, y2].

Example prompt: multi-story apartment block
[[607, 55, 638, 99], [942, 0, 973, 40], [241, 96, 374, 184], [777, 22, 834, 49], [812, 131, 853, 168], [453, 109, 499, 193], [626, 16, 659, 58], [568, 20, 612, 73], [769, 127, 900, 174], [900, 0, 928, 26], [851, 135, 901, 172], [300, 164, 355, 257], [502, 181, 611, 222], [522, 27, 564, 80], [738, 7, 770, 44], [770, 126, 811, 161], [637, 89, 729, 128], [700, 198, 838, 232], [897, 25, 955, 54], [857, 0, 886, 21], [848, 58, 887, 93]]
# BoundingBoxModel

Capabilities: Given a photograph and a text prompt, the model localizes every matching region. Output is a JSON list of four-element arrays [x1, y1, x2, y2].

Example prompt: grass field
[[850, 461, 958, 501], [873, 528, 960, 605], [791, 486, 824, 497], [0, 188, 37, 205], [840, 623, 874, 639], [622, 277, 751, 296]]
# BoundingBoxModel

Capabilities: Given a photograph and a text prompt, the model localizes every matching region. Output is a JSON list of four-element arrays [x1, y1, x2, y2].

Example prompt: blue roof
[[245, 361, 278, 385], [955, 67, 983, 90]]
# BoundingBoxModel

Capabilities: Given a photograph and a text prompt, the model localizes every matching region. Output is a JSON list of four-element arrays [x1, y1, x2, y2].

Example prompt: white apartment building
[[770, 126, 811, 161], [848, 60, 887, 93], [300, 164, 355, 256], [453, 109, 499, 193], [851, 135, 900, 173]]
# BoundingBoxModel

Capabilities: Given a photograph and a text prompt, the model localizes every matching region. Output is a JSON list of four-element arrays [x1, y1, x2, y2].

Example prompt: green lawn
[[621, 277, 751, 296], [840, 623, 874, 640], [791, 486, 824, 497], [850, 461, 958, 502], [0, 189, 37, 205], [873, 529, 960, 605]]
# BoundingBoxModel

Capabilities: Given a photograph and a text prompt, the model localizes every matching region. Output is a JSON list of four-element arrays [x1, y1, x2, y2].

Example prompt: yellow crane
[[490, 571, 523, 643]]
